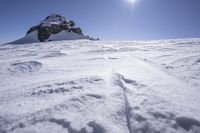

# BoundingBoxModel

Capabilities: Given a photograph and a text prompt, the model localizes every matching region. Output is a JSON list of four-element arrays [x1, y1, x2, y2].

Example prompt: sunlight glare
[[126, 0, 137, 6]]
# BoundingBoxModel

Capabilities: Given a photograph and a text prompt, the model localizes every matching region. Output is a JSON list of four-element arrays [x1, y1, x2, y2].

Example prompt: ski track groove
[[115, 74, 133, 133], [103, 46, 133, 133]]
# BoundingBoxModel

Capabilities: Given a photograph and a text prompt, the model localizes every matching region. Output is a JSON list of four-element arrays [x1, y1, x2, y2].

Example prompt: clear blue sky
[[0, 0, 200, 43]]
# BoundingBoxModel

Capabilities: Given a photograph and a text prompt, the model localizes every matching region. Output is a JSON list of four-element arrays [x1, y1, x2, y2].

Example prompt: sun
[[126, 0, 137, 5]]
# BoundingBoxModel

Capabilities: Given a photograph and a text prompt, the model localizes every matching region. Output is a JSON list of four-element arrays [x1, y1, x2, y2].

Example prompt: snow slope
[[47, 31, 90, 41], [8, 31, 90, 45], [0, 39, 200, 133], [8, 31, 40, 44]]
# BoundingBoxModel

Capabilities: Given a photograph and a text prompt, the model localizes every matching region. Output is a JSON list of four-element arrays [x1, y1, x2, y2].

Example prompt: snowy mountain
[[1, 39, 200, 133], [8, 14, 93, 44]]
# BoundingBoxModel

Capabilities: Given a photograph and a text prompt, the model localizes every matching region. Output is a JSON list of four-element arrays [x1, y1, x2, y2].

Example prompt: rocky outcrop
[[8, 14, 98, 44], [26, 14, 84, 42]]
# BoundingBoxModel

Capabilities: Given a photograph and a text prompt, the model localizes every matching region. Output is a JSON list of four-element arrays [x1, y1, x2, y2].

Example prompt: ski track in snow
[[0, 39, 200, 133]]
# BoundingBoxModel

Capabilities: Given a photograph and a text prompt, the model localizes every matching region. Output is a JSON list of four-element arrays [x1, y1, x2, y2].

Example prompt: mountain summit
[[9, 14, 93, 44]]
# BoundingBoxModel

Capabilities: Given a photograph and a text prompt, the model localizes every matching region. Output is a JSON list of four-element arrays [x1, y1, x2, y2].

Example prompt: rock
[[8, 14, 99, 44], [26, 14, 85, 42]]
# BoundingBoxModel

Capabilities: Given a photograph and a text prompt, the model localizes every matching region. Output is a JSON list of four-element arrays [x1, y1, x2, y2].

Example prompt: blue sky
[[0, 0, 200, 43]]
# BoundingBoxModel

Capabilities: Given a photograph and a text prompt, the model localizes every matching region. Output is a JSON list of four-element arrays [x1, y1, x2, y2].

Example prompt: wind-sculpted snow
[[8, 61, 42, 75], [0, 39, 200, 133]]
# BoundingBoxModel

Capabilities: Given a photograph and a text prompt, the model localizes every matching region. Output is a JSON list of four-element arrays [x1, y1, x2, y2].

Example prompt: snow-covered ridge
[[0, 39, 200, 133], [8, 14, 95, 44]]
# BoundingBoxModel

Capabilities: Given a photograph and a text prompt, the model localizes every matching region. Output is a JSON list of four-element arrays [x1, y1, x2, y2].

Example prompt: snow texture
[[0, 38, 200, 133]]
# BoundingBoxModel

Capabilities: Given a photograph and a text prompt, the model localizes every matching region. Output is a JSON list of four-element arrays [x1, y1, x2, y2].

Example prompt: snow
[[41, 22, 62, 27], [0, 38, 200, 133], [40, 14, 67, 27], [7, 31, 90, 45], [8, 30, 40, 44], [48, 31, 90, 41], [42, 14, 66, 23]]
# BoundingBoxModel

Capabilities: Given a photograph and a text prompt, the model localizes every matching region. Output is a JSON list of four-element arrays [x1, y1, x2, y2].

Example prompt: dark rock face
[[26, 14, 84, 42]]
